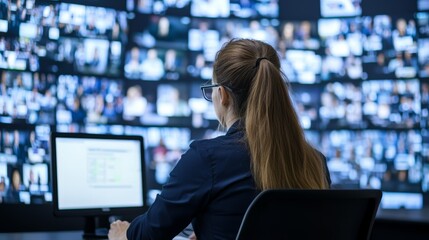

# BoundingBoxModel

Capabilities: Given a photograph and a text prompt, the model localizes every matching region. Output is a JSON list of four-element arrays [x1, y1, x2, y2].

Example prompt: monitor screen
[[50, 132, 146, 237]]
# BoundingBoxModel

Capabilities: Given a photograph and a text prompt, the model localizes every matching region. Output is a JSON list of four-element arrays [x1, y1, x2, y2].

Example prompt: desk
[[0, 231, 94, 240], [2, 211, 429, 240], [373, 210, 429, 240], [0, 231, 189, 240], [377, 208, 429, 224]]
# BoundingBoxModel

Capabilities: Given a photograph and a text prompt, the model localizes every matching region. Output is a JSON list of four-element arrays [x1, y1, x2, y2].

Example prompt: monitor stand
[[82, 216, 109, 239]]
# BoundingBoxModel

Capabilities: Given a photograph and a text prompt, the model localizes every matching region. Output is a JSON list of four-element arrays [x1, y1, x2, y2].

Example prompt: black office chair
[[236, 189, 382, 240]]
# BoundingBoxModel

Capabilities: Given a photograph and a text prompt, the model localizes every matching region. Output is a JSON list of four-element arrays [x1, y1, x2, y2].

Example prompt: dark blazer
[[127, 121, 331, 240]]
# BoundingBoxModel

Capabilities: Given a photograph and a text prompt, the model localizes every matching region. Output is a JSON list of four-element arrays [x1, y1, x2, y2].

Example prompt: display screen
[[320, 0, 362, 18], [0, 0, 426, 215], [52, 135, 144, 211]]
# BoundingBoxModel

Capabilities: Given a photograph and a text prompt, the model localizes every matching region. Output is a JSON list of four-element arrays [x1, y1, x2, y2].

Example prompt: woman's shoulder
[[188, 133, 247, 160], [187, 124, 246, 156], [189, 135, 226, 150]]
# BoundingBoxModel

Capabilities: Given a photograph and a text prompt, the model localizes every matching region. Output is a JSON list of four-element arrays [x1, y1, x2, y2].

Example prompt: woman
[[109, 39, 331, 240]]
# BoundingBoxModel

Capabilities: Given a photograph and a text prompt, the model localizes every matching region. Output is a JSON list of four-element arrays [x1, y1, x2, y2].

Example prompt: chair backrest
[[236, 189, 382, 240]]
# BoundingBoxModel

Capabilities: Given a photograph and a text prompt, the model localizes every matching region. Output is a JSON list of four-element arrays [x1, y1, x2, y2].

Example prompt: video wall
[[0, 0, 427, 209]]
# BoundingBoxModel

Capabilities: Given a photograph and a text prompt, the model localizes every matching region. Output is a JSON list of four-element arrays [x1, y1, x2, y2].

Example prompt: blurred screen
[[156, 83, 190, 117], [0, 0, 426, 211], [124, 47, 188, 81], [321, 130, 422, 194], [133, 0, 191, 15], [418, 0, 429, 11], [319, 82, 363, 129], [290, 85, 320, 129], [191, 0, 230, 18], [230, 0, 279, 19], [361, 15, 418, 79], [423, 129, 429, 193], [417, 12, 429, 77], [318, 18, 363, 80], [362, 79, 420, 129], [0, 125, 51, 204], [321, 0, 362, 18], [0, 71, 56, 125], [0, 1, 127, 76], [56, 75, 125, 128]]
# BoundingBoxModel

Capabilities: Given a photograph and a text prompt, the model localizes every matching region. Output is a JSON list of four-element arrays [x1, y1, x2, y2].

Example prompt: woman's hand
[[108, 220, 130, 240], [189, 232, 197, 240]]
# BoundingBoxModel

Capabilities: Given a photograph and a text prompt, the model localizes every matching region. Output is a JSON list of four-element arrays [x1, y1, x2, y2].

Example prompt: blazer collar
[[226, 120, 243, 135]]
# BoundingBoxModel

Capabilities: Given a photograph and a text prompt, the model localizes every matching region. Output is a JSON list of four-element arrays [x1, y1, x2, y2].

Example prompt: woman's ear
[[219, 86, 230, 106]]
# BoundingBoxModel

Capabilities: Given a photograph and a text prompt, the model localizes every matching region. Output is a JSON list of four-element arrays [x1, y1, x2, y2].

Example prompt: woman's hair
[[213, 39, 329, 190]]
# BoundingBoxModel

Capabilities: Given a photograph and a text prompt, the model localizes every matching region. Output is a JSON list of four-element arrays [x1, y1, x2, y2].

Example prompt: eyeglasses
[[200, 84, 233, 102], [200, 84, 220, 102]]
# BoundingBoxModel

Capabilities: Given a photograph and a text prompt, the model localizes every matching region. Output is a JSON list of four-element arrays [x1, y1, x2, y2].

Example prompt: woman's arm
[[126, 142, 212, 240]]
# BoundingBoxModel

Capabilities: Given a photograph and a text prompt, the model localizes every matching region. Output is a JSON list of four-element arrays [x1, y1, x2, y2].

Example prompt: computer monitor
[[50, 133, 147, 239]]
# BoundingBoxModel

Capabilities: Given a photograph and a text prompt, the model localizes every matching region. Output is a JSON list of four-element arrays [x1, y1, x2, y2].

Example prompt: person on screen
[[155, 16, 171, 39], [137, 0, 153, 13], [152, 139, 171, 185], [0, 175, 5, 202], [0, 0, 7, 20], [403, 51, 418, 71], [9, 0, 27, 35], [295, 21, 319, 50], [140, 49, 164, 81], [111, 20, 123, 41], [192, 0, 229, 18], [122, 85, 147, 121], [0, 176, 6, 195], [85, 16, 99, 37], [188, 53, 210, 79], [70, 98, 86, 125], [86, 47, 101, 68], [125, 47, 142, 79], [422, 83, 429, 104], [388, 51, 405, 74], [280, 22, 294, 48], [74, 44, 86, 69], [371, 52, 390, 77], [5, 168, 25, 203], [109, 39, 331, 240], [157, 85, 190, 116], [102, 101, 119, 123], [27, 168, 37, 189], [7, 130, 26, 164], [41, 4, 56, 27], [345, 54, 362, 79], [392, 18, 412, 39], [164, 49, 179, 73]]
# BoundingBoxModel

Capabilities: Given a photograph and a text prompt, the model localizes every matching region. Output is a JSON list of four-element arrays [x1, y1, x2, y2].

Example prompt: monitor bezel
[[50, 132, 147, 217]]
